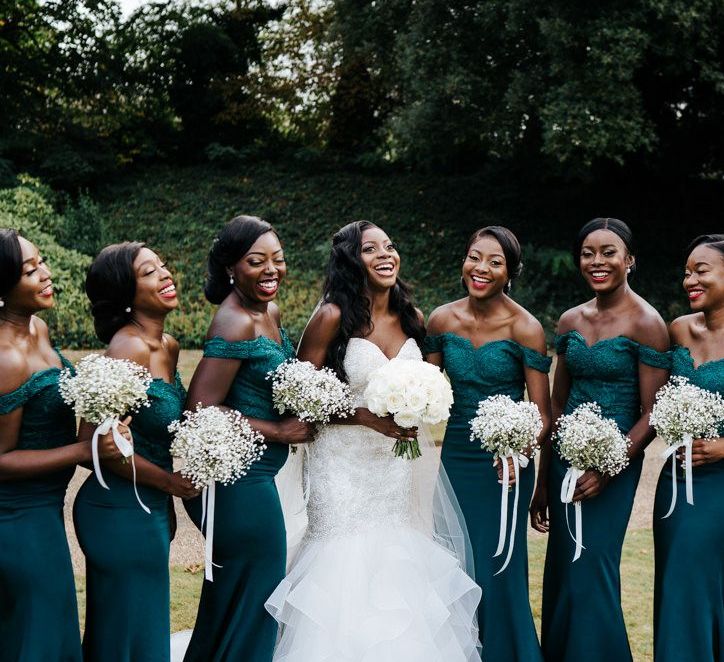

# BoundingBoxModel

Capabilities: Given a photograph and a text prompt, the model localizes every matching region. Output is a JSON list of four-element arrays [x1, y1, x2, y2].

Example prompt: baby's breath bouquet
[[169, 404, 266, 580], [267, 359, 355, 453], [555, 402, 631, 561], [469, 395, 543, 574], [650, 376, 724, 517], [59, 354, 152, 512], [364, 358, 454, 460]]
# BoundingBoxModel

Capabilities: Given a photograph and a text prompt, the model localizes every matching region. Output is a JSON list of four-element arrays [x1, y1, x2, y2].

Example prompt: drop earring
[[229, 275, 234, 285], [0, 298, 4, 308]]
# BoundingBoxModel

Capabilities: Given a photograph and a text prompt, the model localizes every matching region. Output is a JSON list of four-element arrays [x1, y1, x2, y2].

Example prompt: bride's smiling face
[[360, 227, 400, 291]]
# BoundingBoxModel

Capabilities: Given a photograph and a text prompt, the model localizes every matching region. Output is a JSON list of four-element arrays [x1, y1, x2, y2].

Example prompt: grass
[[73, 529, 655, 660]]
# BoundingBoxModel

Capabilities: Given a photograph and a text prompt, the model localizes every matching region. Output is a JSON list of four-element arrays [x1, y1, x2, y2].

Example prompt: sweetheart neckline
[[348, 336, 416, 362]]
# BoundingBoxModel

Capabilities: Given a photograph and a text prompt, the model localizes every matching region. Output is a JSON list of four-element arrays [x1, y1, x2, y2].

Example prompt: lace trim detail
[[638, 345, 671, 370], [203, 329, 292, 361], [423, 334, 444, 354]]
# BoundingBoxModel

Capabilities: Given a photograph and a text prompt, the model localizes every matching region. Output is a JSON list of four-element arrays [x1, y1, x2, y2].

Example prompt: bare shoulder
[[630, 296, 669, 351], [206, 304, 256, 343], [0, 345, 30, 395], [427, 299, 466, 336], [415, 307, 425, 326], [668, 313, 700, 347], [511, 306, 547, 353], [307, 302, 342, 336], [105, 329, 152, 369], [269, 302, 282, 326], [30, 315, 50, 340], [163, 333, 180, 362], [556, 303, 586, 336]]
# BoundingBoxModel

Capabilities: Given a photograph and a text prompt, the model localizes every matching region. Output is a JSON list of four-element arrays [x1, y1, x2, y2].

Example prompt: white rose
[[423, 401, 451, 424], [385, 390, 406, 413], [367, 395, 388, 416], [394, 409, 420, 428], [405, 384, 429, 412]]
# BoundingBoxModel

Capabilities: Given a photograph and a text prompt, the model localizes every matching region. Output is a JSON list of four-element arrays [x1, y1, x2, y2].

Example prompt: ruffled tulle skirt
[[265, 523, 482, 662]]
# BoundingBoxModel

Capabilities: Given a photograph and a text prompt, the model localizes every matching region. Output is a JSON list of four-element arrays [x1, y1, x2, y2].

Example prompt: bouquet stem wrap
[[92, 417, 150, 514], [560, 467, 586, 562], [660, 432, 694, 518], [200, 482, 222, 581], [493, 452, 529, 575]]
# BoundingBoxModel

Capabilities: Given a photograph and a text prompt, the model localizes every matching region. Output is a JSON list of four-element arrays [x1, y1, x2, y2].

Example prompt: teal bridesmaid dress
[[541, 331, 670, 662], [653, 346, 724, 661], [73, 373, 186, 662], [0, 349, 82, 662], [424, 333, 551, 662], [183, 331, 292, 662]]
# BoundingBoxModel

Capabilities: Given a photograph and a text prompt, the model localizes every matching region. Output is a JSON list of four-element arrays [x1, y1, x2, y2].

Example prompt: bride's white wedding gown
[[265, 337, 482, 661]]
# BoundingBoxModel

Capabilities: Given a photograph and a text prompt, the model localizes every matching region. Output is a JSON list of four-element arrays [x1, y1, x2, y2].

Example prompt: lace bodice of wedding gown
[[304, 337, 420, 541]]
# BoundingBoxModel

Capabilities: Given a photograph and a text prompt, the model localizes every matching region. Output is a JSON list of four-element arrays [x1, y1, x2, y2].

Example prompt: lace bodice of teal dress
[[0, 349, 77, 508], [203, 329, 295, 475], [424, 333, 552, 423], [132, 373, 186, 472], [555, 330, 671, 433], [672, 345, 724, 429]]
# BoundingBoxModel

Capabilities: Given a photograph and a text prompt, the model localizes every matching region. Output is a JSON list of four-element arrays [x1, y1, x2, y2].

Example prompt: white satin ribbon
[[660, 433, 694, 518], [200, 482, 222, 581], [560, 466, 586, 562], [91, 417, 150, 514], [493, 451, 529, 575]]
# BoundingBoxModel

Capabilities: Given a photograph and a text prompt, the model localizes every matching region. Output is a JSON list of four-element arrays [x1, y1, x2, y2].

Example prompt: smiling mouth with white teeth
[[687, 288, 705, 301], [39, 283, 53, 297], [590, 271, 610, 282], [257, 278, 279, 294], [159, 283, 177, 299], [373, 263, 395, 276], [470, 275, 492, 288]]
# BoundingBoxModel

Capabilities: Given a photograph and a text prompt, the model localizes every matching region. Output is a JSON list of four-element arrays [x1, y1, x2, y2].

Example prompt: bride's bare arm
[[297, 304, 415, 440]]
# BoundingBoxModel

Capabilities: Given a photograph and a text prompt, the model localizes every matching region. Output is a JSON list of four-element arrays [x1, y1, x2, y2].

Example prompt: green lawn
[[74, 529, 654, 660]]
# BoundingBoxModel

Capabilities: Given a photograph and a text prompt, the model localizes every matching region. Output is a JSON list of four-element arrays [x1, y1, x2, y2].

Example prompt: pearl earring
[[626, 267, 631, 274], [229, 275, 234, 284], [0, 298, 4, 308], [125, 306, 131, 313]]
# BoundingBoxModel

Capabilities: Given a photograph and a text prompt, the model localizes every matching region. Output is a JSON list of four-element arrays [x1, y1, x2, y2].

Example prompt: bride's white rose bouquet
[[169, 404, 266, 580], [650, 376, 724, 517], [555, 402, 630, 561], [59, 354, 152, 512], [364, 358, 453, 459], [469, 395, 543, 574], [267, 359, 355, 452]]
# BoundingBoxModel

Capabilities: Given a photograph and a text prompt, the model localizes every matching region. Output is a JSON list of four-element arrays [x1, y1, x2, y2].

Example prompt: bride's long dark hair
[[322, 220, 425, 380]]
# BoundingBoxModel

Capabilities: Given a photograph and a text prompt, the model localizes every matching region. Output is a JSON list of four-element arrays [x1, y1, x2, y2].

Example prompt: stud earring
[[125, 306, 132, 313], [0, 298, 4, 308], [626, 267, 631, 274]]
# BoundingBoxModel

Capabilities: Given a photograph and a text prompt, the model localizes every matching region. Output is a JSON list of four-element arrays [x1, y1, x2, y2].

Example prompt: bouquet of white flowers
[[469, 395, 543, 574], [650, 376, 724, 517], [169, 404, 266, 580], [555, 402, 631, 561], [364, 358, 453, 459], [267, 359, 355, 452], [59, 354, 153, 512]]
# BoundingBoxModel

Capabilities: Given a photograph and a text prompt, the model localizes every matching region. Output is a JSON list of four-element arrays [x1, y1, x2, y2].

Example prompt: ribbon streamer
[[560, 466, 586, 562], [660, 433, 694, 519], [493, 451, 529, 575], [91, 417, 150, 514], [200, 482, 222, 581]]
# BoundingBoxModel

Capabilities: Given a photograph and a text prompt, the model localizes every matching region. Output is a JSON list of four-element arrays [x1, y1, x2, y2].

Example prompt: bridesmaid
[[73, 242, 199, 661], [0, 230, 120, 661], [653, 234, 724, 661], [532, 218, 670, 662], [425, 226, 552, 662], [182, 216, 314, 661]]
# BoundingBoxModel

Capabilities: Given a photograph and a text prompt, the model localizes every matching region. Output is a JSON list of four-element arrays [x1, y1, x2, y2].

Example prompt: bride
[[265, 221, 482, 661]]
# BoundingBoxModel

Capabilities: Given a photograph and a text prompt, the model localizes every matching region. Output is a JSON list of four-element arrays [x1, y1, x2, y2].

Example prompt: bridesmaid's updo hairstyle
[[85, 242, 144, 344], [322, 220, 425, 380], [0, 229, 23, 302], [464, 225, 523, 294], [205, 215, 275, 305], [686, 234, 724, 260], [574, 218, 635, 273]]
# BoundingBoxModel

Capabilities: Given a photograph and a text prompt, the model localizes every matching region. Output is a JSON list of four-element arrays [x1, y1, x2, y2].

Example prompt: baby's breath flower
[[267, 359, 355, 424], [470, 395, 543, 460], [59, 354, 152, 423], [555, 402, 630, 476], [169, 404, 266, 489], [650, 376, 724, 445]]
